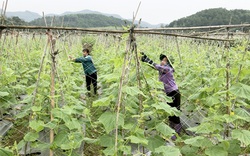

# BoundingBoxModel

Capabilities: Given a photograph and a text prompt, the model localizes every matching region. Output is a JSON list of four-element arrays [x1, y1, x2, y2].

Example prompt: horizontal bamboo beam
[[135, 31, 234, 41], [0, 25, 234, 41], [0, 25, 126, 33], [135, 24, 250, 31]]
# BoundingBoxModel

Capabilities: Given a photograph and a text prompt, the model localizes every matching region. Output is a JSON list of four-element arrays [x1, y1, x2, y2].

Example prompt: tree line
[[167, 8, 250, 27]]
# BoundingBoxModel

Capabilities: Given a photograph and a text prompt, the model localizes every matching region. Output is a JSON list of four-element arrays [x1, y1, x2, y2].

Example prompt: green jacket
[[74, 55, 97, 75]]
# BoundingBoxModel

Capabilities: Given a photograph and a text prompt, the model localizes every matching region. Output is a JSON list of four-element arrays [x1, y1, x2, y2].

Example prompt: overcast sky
[[1, 0, 250, 24]]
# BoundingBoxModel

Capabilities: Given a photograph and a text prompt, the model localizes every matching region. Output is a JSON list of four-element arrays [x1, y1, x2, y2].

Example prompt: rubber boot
[[170, 121, 182, 141]]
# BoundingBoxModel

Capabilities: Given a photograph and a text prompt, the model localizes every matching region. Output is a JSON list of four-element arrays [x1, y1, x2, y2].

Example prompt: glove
[[141, 52, 154, 65]]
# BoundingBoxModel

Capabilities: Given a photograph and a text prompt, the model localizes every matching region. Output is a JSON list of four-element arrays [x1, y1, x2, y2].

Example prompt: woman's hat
[[159, 54, 167, 61]]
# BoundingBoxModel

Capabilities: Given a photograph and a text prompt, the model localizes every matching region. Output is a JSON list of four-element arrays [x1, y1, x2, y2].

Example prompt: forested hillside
[[29, 14, 131, 28], [168, 8, 250, 27]]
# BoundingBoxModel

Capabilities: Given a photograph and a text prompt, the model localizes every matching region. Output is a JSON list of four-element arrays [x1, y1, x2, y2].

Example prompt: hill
[[168, 8, 250, 27], [47, 9, 123, 19], [1, 9, 160, 28], [2, 10, 41, 22], [29, 14, 131, 28]]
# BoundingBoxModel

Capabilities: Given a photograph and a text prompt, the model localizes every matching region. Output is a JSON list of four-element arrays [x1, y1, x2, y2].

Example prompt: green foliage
[[98, 112, 124, 133], [1, 31, 250, 156], [0, 147, 13, 156], [155, 146, 181, 156], [5, 16, 27, 25], [232, 129, 250, 146], [230, 83, 250, 100], [168, 8, 250, 29]]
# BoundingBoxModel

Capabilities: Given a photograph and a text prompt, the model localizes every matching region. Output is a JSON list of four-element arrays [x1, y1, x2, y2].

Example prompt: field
[[0, 29, 250, 156]]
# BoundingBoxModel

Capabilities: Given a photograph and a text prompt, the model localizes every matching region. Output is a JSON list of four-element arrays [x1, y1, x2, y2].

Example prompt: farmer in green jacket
[[69, 48, 97, 96]]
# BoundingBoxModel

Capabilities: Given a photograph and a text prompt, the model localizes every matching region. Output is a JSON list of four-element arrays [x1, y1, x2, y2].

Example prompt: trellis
[[1, 22, 250, 155]]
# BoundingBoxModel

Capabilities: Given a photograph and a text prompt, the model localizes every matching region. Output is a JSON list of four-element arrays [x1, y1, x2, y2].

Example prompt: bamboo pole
[[43, 12, 48, 27], [115, 2, 141, 154], [0, 1, 4, 25], [175, 36, 182, 64], [114, 40, 130, 154], [135, 23, 250, 31], [50, 37, 56, 156], [1, 0, 8, 25], [134, 43, 143, 113], [0, 25, 235, 42], [225, 27, 230, 138]]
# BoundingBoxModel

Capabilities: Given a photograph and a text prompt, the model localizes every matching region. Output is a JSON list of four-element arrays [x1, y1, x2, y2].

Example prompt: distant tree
[[6, 16, 27, 25]]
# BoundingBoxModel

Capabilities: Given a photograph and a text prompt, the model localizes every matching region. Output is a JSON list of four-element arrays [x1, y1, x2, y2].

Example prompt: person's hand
[[68, 55, 74, 61], [140, 52, 154, 65], [141, 54, 148, 62]]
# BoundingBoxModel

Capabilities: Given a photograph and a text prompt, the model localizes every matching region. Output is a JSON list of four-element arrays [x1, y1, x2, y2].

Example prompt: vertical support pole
[[115, 36, 130, 154], [134, 44, 143, 113], [49, 36, 56, 156], [225, 27, 230, 138], [175, 36, 182, 64]]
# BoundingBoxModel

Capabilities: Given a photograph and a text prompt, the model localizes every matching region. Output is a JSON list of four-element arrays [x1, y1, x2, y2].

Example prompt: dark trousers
[[167, 90, 181, 124], [86, 72, 97, 94]]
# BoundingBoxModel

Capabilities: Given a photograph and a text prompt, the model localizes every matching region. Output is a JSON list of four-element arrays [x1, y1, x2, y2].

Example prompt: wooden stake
[[175, 36, 182, 64], [50, 37, 56, 156], [115, 40, 130, 154], [0, 25, 236, 42], [225, 27, 230, 138], [43, 12, 48, 27], [2, 0, 8, 25]]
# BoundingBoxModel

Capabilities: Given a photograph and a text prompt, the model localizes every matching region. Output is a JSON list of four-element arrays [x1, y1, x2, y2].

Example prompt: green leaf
[[146, 135, 165, 152], [17, 140, 26, 151], [187, 122, 223, 134], [29, 120, 44, 132], [229, 83, 250, 100], [82, 137, 98, 144], [0, 91, 9, 97], [61, 105, 77, 115], [205, 146, 228, 156], [120, 145, 131, 155], [98, 112, 124, 133], [24, 132, 39, 142], [234, 108, 250, 122], [54, 131, 84, 150], [99, 135, 115, 147], [232, 129, 250, 146], [122, 86, 145, 97], [65, 118, 82, 130], [205, 95, 220, 106], [52, 108, 70, 122], [44, 122, 57, 129], [184, 136, 213, 147], [152, 102, 180, 116], [126, 135, 148, 145], [0, 148, 13, 156], [93, 96, 112, 107], [31, 106, 42, 112], [218, 141, 230, 151], [103, 146, 115, 156], [181, 145, 199, 156], [156, 122, 175, 137], [54, 131, 70, 149], [155, 146, 181, 156], [223, 114, 239, 123], [228, 139, 241, 155]]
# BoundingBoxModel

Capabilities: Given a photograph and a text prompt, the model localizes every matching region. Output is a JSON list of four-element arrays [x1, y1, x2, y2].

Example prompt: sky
[[1, 0, 250, 25]]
